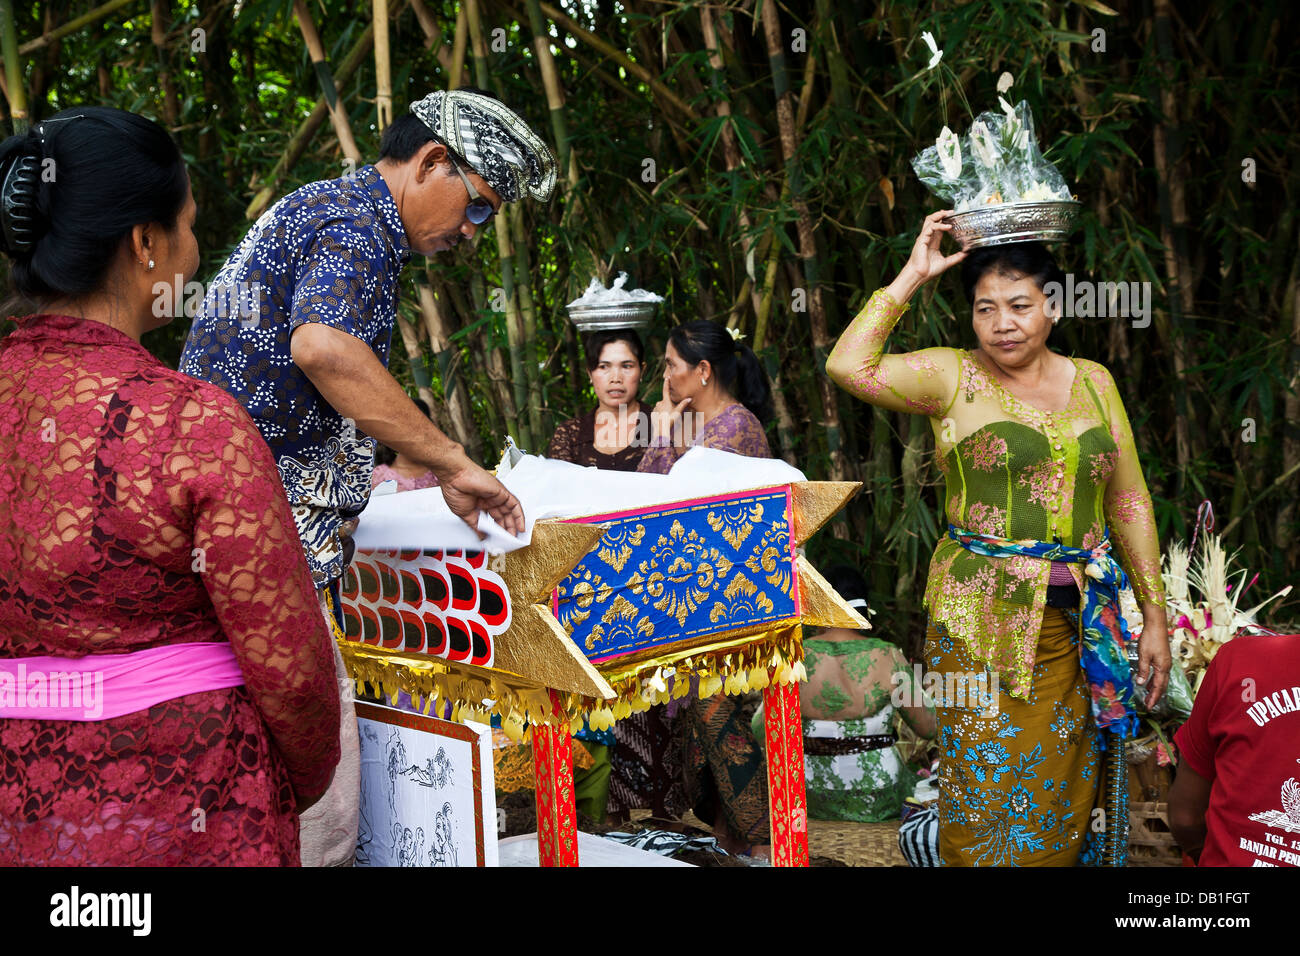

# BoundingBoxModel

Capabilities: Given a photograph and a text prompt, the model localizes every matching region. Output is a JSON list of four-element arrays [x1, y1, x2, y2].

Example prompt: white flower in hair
[[921, 31, 943, 70], [727, 326, 745, 342]]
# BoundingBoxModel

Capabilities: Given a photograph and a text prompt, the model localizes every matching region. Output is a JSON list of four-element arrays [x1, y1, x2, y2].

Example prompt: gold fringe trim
[[340, 625, 808, 738], [563, 624, 807, 732], [339, 642, 562, 743]]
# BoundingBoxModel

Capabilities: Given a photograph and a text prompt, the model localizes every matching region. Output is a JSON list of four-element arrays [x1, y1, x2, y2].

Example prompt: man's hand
[[438, 462, 525, 538], [291, 324, 525, 535]]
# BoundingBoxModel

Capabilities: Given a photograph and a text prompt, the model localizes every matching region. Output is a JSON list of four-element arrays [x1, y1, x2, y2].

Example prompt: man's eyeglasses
[[451, 162, 497, 226]]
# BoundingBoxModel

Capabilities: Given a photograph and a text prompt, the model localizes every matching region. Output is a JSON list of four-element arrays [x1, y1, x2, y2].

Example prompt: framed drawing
[[355, 702, 498, 867]]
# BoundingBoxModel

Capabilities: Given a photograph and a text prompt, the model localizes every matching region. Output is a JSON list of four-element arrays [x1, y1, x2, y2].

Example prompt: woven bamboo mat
[[807, 818, 907, 866]]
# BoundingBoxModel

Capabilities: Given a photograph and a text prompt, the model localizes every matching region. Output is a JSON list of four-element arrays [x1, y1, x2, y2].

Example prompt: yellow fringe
[[567, 624, 807, 732], [336, 615, 806, 737]]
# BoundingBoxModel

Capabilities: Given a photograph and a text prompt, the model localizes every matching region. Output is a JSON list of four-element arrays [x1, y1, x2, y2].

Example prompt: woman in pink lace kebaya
[[0, 108, 340, 865]]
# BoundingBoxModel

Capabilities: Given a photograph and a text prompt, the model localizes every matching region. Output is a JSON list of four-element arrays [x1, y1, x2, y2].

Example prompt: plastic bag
[[911, 99, 1072, 212]]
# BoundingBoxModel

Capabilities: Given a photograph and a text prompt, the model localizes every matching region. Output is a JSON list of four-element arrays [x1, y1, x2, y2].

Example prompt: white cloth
[[351, 447, 806, 552], [803, 713, 903, 793]]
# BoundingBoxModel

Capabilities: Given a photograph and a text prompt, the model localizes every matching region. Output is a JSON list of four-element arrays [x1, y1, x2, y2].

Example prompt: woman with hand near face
[[826, 211, 1170, 866], [637, 320, 775, 861], [636, 320, 773, 473], [546, 330, 648, 471]]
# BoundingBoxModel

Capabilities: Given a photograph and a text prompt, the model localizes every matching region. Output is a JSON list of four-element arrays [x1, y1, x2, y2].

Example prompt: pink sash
[[0, 642, 245, 721]]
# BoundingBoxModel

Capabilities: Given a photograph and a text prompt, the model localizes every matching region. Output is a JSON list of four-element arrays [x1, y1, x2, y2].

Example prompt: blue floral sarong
[[945, 524, 1140, 741]]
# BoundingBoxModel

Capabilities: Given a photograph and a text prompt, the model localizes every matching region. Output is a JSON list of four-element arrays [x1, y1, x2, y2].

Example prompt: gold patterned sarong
[[926, 607, 1104, 866]]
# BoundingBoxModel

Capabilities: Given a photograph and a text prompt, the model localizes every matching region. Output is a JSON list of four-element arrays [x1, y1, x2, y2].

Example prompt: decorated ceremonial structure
[[336, 462, 864, 866]]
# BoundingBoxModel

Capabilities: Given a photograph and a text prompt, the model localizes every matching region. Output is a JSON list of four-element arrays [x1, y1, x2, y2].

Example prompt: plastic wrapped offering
[[911, 99, 1072, 212], [565, 272, 663, 332]]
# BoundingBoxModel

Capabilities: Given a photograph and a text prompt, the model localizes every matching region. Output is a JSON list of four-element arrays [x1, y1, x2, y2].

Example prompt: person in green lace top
[[797, 565, 937, 822], [825, 211, 1171, 865]]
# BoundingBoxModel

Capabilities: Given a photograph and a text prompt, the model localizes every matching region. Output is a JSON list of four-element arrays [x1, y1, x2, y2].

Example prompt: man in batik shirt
[[179, 89, 556, 865]]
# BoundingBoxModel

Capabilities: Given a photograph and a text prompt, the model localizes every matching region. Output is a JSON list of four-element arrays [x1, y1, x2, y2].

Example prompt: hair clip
[[1, 154, 41, 254]]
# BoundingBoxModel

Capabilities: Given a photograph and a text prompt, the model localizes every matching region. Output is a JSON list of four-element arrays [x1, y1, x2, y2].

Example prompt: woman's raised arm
[[826, 210, 966, 416]]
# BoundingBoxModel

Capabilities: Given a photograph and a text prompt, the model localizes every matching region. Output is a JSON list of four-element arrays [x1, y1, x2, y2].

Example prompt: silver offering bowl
[[943, 200, 1082, 249]]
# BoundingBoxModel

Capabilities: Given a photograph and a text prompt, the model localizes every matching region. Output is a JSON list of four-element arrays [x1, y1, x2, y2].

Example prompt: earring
[[147, 260, 155, 270], [701, 377, 708, 386], [1052, 316, 1059, 325]]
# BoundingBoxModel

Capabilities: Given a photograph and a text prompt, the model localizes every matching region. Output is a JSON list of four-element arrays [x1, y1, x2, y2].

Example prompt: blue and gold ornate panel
[[555, 486, 800, 664]]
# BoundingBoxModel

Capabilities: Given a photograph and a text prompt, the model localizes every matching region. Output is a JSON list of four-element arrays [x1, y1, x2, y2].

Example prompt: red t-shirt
[[1174, 633, 1300, 867]]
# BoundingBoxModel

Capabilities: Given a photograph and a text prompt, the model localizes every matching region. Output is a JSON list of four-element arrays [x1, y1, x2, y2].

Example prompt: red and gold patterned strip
[[763, 679, 809, 867], [531, 689, 579, 867]]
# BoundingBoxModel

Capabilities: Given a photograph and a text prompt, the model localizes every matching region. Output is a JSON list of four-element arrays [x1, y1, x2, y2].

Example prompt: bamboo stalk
[[510, 203, 546, 443], [701, 4, 763, 327], [524, 0, 573, 183], [408, 0, 438, 44], [464, 271, 518, 440], [448, 5, 468, 89], [753, 199, 784, 352], [759, 0, 845, 481], [407, 0, 458, 75], [245, 22, 376, 218], [26, 4, 55, 119], [538, 1, 696, 121], [16, 0, 136, 55], [1221, 459, 1300, 540], [150, 0, 179, 126], [292, 0, 362, 163], [467, 0, 544, 451], [1275, 267, 1300, 563], [394, 308, 438, 414], [1151, 0, 1194, 500], [374, 0, 393, 130], [0, 0, 27, 131], [417, 280, 485, 461], [522, 0, 597, 313]]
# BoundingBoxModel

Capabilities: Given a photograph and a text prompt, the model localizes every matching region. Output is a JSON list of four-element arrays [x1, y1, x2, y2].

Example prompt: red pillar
[[531, 690, 579, 867], [764, 680, 809, 866]]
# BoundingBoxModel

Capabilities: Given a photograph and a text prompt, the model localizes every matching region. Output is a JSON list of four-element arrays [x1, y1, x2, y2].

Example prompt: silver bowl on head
[[565, 301, 658, 333], [943, 200, 1081, 249]]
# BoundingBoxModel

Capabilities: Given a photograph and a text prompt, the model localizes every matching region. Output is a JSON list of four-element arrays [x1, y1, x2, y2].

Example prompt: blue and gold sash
[[945, 524, 1140, 739]]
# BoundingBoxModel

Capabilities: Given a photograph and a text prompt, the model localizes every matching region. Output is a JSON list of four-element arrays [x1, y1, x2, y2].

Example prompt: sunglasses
[[451, 162, 497, 226]]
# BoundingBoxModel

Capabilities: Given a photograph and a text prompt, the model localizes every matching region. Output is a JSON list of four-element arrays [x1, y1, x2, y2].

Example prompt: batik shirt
[[179, 165, 411, 587], [830, 289, 1165, 698]]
